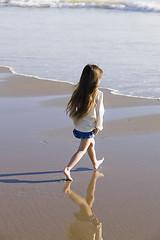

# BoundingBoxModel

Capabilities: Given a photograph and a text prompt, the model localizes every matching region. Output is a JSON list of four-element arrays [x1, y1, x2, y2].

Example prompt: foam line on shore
[[0, 65, 160, 103], [0, 65, 75, 86], [105, 87, 160, 101]]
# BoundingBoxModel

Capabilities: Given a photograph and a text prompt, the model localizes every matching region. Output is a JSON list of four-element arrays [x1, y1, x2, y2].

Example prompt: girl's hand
[[94, 128, 99, 134]]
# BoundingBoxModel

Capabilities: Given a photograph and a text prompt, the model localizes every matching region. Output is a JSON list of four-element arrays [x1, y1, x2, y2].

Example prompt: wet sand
[[0, 66, 160, 240]]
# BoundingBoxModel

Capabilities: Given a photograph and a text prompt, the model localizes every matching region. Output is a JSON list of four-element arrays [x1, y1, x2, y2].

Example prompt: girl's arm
[[96, 91, 104, 131], [94, 128, 99, 134]]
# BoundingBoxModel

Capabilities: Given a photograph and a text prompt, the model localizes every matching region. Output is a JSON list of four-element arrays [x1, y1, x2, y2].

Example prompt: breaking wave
[[1, 0, 160, 13]]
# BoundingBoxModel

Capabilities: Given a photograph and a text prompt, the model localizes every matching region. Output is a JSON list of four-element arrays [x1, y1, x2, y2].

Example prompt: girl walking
[[63, 64, 104, 181]]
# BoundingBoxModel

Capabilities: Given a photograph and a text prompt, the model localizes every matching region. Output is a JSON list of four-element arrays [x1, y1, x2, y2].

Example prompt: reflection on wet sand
[[63, 170, 104, 240]]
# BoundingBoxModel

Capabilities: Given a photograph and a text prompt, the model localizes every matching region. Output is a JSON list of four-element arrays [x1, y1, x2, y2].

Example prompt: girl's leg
[[87, 138, 104, 169], [63, 138, 92, 181]]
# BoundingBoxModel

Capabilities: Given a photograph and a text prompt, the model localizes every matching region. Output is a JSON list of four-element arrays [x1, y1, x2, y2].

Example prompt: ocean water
[[0, 0, 160, 98]]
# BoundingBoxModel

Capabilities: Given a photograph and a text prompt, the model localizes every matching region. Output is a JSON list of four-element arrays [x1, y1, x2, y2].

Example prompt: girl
[[63, 64, 104, 181]]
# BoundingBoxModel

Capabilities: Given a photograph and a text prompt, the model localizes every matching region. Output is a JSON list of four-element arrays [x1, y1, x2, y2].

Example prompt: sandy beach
[[1, 66, 160, 240]]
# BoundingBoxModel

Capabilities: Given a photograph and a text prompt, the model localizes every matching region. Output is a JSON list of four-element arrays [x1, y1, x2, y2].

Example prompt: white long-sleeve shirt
[[74, 90, 104, 132]]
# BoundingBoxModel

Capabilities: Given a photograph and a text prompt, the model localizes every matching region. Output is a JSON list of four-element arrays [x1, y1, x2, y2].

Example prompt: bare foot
[[94, 158, 104, 170], [63, 167, 73, 181]]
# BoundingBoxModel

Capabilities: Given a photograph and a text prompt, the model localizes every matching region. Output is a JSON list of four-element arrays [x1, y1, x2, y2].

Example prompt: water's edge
[[1, 65, 160, 101]]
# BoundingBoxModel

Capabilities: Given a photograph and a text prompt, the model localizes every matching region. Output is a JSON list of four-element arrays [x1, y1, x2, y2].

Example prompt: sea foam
[[1, 0, 160, 13]]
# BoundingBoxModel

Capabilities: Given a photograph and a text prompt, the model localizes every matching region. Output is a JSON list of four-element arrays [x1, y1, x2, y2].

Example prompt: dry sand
[[0, 66, 160, 240]]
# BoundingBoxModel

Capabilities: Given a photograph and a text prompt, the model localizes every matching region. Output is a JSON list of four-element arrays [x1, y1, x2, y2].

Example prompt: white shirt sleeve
[[96, 91, 104, 131]]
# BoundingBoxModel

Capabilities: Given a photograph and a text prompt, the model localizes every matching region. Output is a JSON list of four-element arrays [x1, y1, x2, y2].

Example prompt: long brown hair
[[66, 64, 103, 122]]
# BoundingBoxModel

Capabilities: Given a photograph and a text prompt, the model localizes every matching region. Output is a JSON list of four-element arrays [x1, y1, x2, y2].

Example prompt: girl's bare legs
[[87, 138, 104, 170], [63, 138, 93, 181], [63, 138, 104, 181]]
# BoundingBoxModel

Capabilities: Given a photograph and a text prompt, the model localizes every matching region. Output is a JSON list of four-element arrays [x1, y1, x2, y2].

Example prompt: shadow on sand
[[0, 167, 93, 184]]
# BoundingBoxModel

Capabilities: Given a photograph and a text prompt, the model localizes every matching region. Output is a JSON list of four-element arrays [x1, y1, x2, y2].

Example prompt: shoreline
[[1, 64, 160, 100], [0, 65, 160, 109]]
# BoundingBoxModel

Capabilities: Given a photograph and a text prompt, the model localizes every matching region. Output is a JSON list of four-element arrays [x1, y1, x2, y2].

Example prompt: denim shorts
[[73, 128, 95, 139]]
